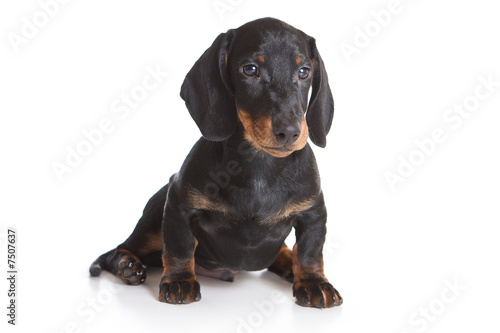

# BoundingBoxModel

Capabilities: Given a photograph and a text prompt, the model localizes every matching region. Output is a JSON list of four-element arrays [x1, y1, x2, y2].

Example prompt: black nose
[[274, 122, 301, 145]]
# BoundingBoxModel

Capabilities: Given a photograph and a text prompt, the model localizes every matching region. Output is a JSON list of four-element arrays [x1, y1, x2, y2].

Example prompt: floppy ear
[[306, 37, 334, 148], [180, 31, 236, 141]]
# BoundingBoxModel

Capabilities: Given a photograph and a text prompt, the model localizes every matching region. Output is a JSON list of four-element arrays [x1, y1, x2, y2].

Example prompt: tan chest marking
[[186, 186, 229, 215], [187, 186, 315, 224], [262, 197, 316, 224]]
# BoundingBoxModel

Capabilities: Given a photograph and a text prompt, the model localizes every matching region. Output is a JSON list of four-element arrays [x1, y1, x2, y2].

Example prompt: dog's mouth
[[262, 145, 293, 154], [237, 110, 308, 158], [251, 140, 297, 158]]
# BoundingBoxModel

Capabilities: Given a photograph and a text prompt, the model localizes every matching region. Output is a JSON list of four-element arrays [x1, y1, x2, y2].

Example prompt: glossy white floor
[[2, 1, 499, 332]]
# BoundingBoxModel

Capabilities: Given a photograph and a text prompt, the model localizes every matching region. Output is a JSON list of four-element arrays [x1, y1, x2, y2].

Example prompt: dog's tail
[[89, 249, 116, 277]]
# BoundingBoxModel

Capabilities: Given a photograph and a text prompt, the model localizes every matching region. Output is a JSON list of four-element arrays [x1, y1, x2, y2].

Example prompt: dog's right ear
[[180, 30, 237, 142]]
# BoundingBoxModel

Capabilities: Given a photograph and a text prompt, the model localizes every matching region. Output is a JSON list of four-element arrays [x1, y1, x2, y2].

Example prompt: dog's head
[[181, 17, 334, 157]]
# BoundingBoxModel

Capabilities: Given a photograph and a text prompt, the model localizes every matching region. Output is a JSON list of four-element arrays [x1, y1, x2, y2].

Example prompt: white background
[[1, 0, 499, 332]]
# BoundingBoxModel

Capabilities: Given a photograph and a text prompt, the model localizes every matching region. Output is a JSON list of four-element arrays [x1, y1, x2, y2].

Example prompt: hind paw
[[117, 254, 146, 285]]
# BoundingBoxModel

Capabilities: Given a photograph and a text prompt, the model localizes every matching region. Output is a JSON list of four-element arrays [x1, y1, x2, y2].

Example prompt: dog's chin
[[249, 140, 308, 158], [261, 145, 298, 158]]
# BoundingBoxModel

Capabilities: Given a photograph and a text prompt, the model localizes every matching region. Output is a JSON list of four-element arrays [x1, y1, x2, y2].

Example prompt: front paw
[[293, 281, 342, 308], [158, 278, 201, 304]]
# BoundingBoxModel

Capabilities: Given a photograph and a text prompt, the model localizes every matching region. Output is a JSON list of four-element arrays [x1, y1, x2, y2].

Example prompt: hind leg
[[90, 249, 147, 285], [89, 184, 167, 285], [268, 244, 294, 282]]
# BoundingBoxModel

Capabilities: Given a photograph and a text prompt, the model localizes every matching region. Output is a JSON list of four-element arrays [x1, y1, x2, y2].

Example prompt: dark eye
[[298, 67, 310, 80], [243, 65, 258, 77]]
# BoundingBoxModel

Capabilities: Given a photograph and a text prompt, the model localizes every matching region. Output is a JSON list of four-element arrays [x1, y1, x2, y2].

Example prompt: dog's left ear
[[306, 37, 334, 148], [180, 30, 236, 141]]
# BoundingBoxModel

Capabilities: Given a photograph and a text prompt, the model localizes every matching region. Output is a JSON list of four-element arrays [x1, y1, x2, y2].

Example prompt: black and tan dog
[[90, 17, 342, 309]]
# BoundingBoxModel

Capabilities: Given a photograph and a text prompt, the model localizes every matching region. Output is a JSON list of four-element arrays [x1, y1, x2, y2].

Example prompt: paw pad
[[117, 255, 146, 285]]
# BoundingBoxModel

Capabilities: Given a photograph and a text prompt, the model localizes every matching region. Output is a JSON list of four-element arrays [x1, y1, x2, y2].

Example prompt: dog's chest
[[187, 171, 315, 226], [186, 166, 316, 270]]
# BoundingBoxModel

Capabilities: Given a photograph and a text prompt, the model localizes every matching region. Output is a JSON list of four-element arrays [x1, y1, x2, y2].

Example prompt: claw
[[294, 281, 342, 309], [158, 279, 201, 304]]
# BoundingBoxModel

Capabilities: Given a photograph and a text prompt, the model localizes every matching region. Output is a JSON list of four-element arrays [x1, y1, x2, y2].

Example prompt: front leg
[[292, 193, 342, 308], [158, 185, 201, 304]]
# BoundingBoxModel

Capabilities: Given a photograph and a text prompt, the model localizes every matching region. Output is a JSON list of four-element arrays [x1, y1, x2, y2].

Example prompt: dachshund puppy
[[90, 17, 342, 309]]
